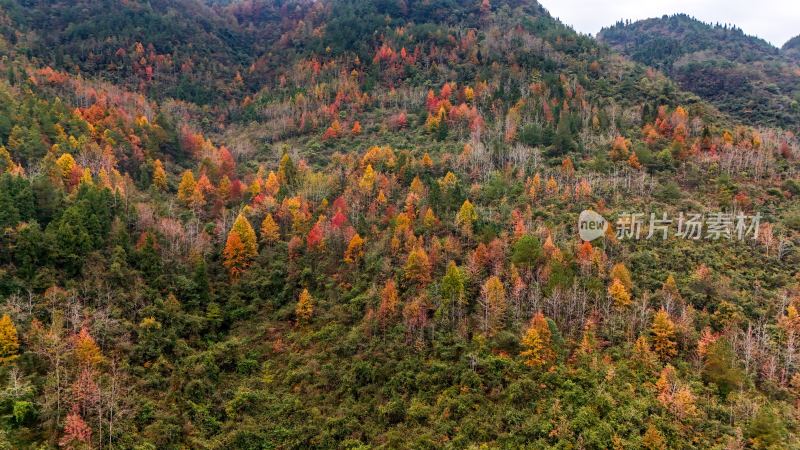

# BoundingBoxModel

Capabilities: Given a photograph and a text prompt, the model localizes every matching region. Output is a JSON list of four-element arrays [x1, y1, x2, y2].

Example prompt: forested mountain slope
[[0, 1, 797, 448], [599, 14, 800, 131]]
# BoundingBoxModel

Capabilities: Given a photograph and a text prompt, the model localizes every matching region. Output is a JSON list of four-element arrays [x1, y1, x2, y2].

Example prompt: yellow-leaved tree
[[455, 200, 477, 236], [260, 213, 280, 244], [152, 159, 167, 191], [296, 289, 314, 324], [344, 233, 365, 264], [224, 214, 257, 278], [519, 312, 555, 368], [652, 308, 677, 360], [608, 278, 632, 307], [404, 247, 431, 284], [177, 170, 196, 204], [0, 314, 20, 363], [609, 263, 633, 291], [359, 164, 376, 192]]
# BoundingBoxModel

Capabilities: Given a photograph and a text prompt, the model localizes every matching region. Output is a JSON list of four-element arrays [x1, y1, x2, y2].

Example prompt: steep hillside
[[0, 1, 798, 449], [784, 35, 800, 51], [0, 0, 279, 104], [599, 14, 800, 131], [784, 34, 800, 61]]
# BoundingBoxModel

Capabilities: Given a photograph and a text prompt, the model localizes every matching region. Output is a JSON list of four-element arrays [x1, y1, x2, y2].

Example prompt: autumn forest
[[0, 0, 799, 448]]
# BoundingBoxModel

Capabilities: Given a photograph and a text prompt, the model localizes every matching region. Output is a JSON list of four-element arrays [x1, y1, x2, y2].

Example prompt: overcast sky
[[538, 0, 800, 47]]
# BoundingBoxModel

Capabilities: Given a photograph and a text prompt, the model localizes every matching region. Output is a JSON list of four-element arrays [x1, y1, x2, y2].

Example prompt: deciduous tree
[[609, 263, 632, 291], [455, 199, 477, 236], [652, 308, 677, 360], [439, 261, 466, 325], [74, 327, 103, 368], [59, 405, 92, 449], [152, 159, 167, 190], [378, 279, 399, 327], [519, 312, 555, 368], [177, 170, 196, 204], [608, 278, 631, 307], [404, 247, 431, 284], [344, 233, 365, 263], [260, 213, 280, 243], [224, 214, 257, 278], [479, 276, 506, 334], [0, 314, 19, 363], [296, 289, 314, 324]]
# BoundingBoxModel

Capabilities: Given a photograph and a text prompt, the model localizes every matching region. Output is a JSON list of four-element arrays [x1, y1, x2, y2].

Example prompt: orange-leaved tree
[[224, 213, 257, 278]]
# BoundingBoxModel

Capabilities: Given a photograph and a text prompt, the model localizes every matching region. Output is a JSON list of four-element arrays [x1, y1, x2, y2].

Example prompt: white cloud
[[538, 0, 800, 47]]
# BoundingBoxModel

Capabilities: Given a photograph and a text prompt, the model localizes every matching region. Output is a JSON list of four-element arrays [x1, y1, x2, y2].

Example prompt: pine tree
[[423, 208, 438, 229], [519, 312, 555, 368], [511, 235, 543, 269], [152, 159, 167, 190], [561, 157, 574, 177], [652, 308, 677, 360], [421, 152, 434, 169], [0, 314, 19, 363], [247, 177, 262, 197], [296, 289, 314, 324], [410, 176, 425, 197], [545, 176, 558, 195]]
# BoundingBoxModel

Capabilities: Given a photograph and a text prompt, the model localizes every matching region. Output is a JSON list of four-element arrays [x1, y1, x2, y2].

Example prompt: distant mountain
[[598, 14, 800, 130], [784, 35, 800, 61], [784, 35, 800, 51], [0, 0, 286, 104]]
